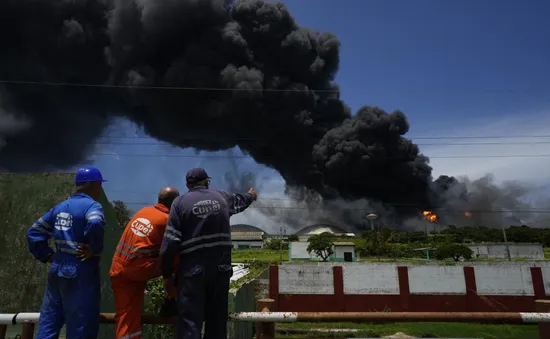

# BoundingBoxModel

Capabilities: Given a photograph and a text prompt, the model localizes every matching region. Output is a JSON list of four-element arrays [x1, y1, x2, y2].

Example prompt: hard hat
[[74, 167, 107, 184]]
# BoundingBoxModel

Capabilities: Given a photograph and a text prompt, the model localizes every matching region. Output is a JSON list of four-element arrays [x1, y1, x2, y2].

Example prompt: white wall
[[232, 240, 264, 249], [278, 264, 334, 294], [343, 263, 399, 294], [277, 262, 550, 296], [468, 243, 544, 260], [290, 241, 315, 260], [334, 245, 355, 259]]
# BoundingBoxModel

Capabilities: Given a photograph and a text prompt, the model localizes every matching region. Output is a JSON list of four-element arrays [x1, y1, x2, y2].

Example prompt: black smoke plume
[[0, 0, 487, 221]]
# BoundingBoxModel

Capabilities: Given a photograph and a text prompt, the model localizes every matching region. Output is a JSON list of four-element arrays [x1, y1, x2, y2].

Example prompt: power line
[[89, 134, 550, 141], [91, 152, 550, 159], [1, 79, 541, 94], [113, 201, 550, 214], [0, 79, 339, 93], [91, 140, 550, 147]]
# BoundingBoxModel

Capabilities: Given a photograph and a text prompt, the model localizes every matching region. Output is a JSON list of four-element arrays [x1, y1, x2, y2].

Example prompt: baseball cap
[[186, 168, 211, 184]]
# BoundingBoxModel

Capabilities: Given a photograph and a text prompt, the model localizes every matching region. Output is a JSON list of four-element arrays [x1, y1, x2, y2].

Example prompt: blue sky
[[90, 0, 550, 225]]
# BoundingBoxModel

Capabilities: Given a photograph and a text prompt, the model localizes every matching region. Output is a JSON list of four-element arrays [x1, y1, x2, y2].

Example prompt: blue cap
[[74, 167, 107, 184], [186, 168, 210, 184]]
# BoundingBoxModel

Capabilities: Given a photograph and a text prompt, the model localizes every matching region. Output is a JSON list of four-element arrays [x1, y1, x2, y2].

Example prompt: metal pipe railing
[[1, 299, 549, 339], [1, 311, 550, 326]]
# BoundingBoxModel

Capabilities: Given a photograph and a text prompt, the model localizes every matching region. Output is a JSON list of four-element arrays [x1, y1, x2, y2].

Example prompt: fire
[[465, 211, 472, 218], [422, 210, 437, 223]]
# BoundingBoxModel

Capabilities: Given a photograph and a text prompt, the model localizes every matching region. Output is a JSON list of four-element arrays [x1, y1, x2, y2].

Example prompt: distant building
[[333, 242, 357, 262], [231, 224, 267, 249], [294, 224, 355, 241], [289, 241, 357, 262]]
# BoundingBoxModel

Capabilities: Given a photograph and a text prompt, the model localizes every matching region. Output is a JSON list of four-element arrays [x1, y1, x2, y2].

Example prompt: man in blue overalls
[[27, 167, 107, 339], [160, 168, 257, 339]]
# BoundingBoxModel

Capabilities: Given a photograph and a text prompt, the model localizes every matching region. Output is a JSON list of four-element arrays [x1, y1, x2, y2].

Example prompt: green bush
[[265, 239, 289, 250], [144, 278, 174, 338], [435, 243, 474, 262]]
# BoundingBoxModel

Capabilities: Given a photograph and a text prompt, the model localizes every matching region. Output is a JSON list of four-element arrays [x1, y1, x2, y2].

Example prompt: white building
[[289, 241, 357, 262], [231, 232, 265, 249], [294, 224, 355, 242], [230, 224, 268, 249]]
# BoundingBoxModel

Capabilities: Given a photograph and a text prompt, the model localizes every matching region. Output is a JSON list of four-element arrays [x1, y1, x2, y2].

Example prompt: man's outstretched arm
[[222, 188, 257, 216]]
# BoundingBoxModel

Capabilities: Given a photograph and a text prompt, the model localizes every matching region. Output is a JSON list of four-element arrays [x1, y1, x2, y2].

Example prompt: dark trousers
[[176, 263, 233, 339]]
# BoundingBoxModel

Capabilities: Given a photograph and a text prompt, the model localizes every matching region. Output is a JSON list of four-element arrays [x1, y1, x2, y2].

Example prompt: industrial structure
[[294, 224, 355, 241], [231, 224, 267, 249]]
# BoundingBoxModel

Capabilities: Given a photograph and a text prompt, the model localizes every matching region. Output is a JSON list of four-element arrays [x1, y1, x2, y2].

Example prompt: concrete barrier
[[269, 262, 550, 312]]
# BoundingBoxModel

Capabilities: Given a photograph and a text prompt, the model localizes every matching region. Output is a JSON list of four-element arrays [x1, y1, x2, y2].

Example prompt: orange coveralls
[[109, 203, 178, 339]]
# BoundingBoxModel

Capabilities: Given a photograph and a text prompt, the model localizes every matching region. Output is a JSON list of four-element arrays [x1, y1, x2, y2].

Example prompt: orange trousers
[[111, 276, 147, 339]]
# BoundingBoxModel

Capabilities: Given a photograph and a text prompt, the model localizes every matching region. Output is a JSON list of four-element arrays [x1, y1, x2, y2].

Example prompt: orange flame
[[465, 211, 472, 218], [422, 210, 437, 223]]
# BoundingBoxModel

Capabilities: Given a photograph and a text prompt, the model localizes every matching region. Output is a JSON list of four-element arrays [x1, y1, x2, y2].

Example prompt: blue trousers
[[176, 263, 233, 339], [36, 263, 100, 339]]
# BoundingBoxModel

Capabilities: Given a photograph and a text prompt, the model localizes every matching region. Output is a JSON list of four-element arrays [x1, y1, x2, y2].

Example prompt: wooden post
[[20, 323, 35, 339], [0, 324, 7, 339], [256, 298, 275, 339], [536, 299, 550, 339]]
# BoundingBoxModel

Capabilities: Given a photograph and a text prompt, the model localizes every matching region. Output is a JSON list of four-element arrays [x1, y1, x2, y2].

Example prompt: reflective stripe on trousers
[[118, 330, 142, 339], [115, 241, 159, 259]]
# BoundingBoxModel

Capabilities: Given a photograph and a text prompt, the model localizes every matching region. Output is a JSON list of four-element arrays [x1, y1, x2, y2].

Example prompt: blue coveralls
[[27, 193, 105, 339], [159, 187, 255, 339]]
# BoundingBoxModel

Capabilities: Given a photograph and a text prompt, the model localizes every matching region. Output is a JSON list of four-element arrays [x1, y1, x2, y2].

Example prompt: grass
[[0, 173, 75, 313], [232, 249, 288, 262], [276, 322, 539, 338]]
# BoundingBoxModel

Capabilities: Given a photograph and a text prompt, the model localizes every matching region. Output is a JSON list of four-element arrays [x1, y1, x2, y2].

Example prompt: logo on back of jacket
[[192, 199, 221, 219], [54, 212, 74, 231], [131, 218, 154, 237]]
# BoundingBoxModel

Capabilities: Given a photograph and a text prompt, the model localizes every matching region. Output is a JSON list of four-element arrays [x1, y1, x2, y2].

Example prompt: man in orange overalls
[[110, 186, 180, 339]]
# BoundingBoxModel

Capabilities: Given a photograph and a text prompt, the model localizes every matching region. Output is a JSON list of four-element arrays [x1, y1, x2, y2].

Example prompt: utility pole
[[502, 226, 512, 261], [279, 227, 286, 263]]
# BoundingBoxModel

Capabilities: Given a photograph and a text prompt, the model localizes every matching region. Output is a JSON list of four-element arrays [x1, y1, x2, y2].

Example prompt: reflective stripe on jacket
[[159, 187, 255, 277], [27, 193, 105, 265], [110, 203, 176, 280]]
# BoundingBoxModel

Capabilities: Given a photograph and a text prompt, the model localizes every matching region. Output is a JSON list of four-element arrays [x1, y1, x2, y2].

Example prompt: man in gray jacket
[[160, 168, 257, 339]]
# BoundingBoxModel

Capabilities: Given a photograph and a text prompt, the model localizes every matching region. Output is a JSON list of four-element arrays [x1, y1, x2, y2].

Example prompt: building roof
[[231, 224, 268, 234], [295, 224, 349, 236], [333, 242, 356, 246], [231, 231, 265, 236], [231, 231, 265, 240]]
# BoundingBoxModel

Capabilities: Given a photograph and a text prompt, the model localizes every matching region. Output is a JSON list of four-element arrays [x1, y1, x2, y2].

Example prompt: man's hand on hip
[[77, 245, 94, 261]]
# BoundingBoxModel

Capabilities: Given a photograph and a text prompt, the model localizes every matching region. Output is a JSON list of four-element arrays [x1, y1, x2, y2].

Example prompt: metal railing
[[1, 299, 550, 339]]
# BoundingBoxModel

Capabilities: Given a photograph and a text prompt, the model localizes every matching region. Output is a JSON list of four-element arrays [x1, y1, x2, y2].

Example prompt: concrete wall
[[269, 261, 550, 312], [277, 262, 550, 296], [468, 243, 544, 259]]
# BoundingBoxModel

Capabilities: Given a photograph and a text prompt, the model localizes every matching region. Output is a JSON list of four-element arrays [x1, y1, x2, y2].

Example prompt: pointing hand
[[248, 188, 258, 200]]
